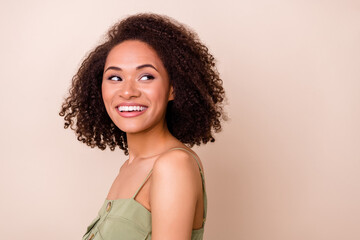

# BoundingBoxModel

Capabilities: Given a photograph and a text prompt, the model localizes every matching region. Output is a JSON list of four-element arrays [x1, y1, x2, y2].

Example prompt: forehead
[[105, 40, 164, 68]]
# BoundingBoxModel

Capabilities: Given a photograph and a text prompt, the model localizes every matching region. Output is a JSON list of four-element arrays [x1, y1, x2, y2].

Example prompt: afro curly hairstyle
[[59, 13, 226, 155]]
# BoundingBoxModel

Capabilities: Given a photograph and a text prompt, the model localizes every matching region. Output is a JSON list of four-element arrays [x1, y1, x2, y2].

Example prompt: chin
[[111, 115, 164, 135], [114, 122, 148, 134], [116, 125, 141, 134]]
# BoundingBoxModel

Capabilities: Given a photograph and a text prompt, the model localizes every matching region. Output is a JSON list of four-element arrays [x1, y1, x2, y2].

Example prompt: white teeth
[[118, 106, 147, 112]]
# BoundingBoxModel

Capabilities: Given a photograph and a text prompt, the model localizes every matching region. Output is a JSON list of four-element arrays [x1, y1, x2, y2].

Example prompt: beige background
[[1, 0, 359, 239]]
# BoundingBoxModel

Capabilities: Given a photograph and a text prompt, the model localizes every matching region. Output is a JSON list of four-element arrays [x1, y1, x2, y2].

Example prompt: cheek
[[143, 88, 168, 108], [143, 82, 170, 101]]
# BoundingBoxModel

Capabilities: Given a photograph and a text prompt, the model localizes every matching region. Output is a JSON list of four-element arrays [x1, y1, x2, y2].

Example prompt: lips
[[118, 105, 147, 112], [115, 103, 148, 118]]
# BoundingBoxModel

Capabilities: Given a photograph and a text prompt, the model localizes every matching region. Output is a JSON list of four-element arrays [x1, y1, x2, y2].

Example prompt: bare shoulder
[[150, 147, 203, 202], [152, 148, 203, 176], [150, 148, 203, 237]]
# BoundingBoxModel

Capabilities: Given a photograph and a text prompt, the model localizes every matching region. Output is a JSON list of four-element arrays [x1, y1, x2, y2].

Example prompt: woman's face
[[102, 40, 174, 134]]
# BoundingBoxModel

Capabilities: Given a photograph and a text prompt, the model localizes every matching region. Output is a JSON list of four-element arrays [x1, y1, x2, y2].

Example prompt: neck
[[126, 122, 178, 164]]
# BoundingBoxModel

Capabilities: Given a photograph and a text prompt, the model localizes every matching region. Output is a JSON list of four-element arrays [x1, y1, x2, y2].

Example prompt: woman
[[59, 13, 225, 240]]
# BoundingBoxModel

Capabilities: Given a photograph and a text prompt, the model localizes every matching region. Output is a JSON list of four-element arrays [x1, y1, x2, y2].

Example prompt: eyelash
[[107, 74, 155, 81], [140, 74, 155, 81], [108, 75, 122, 81]]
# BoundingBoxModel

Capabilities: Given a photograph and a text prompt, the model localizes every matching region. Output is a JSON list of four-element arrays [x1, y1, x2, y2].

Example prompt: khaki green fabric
[[82, 148, 207, 240]]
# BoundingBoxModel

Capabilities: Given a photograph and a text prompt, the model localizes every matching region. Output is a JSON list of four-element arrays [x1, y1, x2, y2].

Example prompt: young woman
[[60, 13, 225, 240]]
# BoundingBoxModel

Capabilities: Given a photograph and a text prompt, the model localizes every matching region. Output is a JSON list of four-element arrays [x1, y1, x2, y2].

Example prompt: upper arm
[[150, 150, 200, 240]]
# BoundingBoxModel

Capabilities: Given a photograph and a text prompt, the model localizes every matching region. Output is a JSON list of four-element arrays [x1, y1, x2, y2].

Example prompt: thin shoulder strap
[[131, 147, 207, 226], [168, 148, 204, 177], [167, 147, 207, 226], [132, 147, 199, 199], [132, 168, 153, 199]]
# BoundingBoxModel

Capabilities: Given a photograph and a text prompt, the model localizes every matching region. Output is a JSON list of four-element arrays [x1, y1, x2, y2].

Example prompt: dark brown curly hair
[[59, 13, 226, 155]]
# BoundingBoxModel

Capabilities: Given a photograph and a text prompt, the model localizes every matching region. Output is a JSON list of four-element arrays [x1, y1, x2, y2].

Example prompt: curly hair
[[59, 13, 226, 155]]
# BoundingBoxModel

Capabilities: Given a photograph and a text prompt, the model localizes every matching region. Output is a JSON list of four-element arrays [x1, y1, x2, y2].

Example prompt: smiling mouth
[[117, 106, 148, 112]]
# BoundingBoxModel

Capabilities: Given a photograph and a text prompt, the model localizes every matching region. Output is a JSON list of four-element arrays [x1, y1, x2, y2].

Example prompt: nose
[[119, 79, 141, 99]]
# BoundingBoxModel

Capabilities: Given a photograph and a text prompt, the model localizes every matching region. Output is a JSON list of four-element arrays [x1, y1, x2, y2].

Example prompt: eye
[[139, 74, 155, 81], [108, 75, 122, 81]]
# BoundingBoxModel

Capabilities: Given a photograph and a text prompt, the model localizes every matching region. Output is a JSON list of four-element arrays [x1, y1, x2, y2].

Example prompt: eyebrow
[[104, 64, 159, 73]]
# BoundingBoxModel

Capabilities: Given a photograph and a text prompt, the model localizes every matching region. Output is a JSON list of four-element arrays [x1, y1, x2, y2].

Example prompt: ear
[[168, 85, 175, 101]]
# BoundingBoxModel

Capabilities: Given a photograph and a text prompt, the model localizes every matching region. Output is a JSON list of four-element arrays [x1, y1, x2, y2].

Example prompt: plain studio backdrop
[[0, 0, 359, 239]]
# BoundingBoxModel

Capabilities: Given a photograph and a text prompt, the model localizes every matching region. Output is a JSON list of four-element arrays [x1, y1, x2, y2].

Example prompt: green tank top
[[82, 148, 207, 240]]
